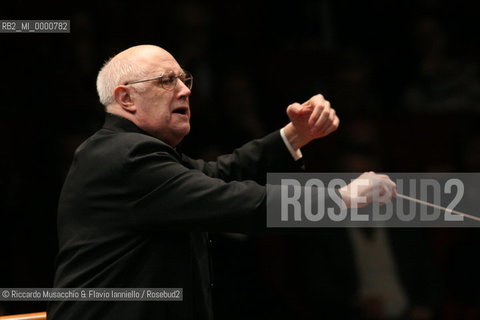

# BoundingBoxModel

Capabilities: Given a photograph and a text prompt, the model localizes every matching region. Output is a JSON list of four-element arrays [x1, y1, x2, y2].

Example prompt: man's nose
[[176, 79, 191, 98]]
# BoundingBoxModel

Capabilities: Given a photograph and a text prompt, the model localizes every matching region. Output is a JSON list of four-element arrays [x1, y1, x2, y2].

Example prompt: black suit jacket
[[47, 113, 302, 320]]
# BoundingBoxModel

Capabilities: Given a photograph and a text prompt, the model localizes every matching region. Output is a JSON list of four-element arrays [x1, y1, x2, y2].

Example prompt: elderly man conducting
[[47, 45, 395, 320]]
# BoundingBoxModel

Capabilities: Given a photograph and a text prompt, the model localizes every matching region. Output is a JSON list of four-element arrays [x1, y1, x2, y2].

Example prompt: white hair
[[96, 55, 147, 107]]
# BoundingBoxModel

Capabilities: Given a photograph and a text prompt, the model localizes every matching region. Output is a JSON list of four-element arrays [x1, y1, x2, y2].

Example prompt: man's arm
[[180, 94, 337, 183], [125, 139, 269, 231], [125, 145, 395, 232], [181, 130, 303, 185]]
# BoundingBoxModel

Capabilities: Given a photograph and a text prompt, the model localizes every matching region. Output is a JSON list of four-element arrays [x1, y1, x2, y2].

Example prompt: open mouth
[[172, 106, 188, 115]]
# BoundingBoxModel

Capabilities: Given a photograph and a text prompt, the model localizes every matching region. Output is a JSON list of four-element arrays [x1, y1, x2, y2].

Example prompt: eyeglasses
[[125, 70, 193, 90]]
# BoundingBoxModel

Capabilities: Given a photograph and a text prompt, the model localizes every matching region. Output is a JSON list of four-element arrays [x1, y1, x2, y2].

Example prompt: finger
[[378, 175, 397, 190], [391, 187, 398, 197], [286, 102, 303, 119], [303, 93, 325, 106], [386, 179, 397, 197], [382, 179, 397, 200], [388, 180, 397, 189], [309, 100, 332, 124], [369, 185, 384, 203], [382, 184, 393, 198], [376, 176, 393, 189], [323, 115, 340, 135], [313, 106, 334, 134], [372, 182, 391, 204], [307, 100, 326, 126], [322, 113, 339, 135], [376, 174, 393, 184], [326, 107, 336, 127]]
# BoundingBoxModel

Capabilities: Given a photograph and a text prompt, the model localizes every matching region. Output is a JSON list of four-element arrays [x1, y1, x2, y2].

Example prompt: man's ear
[[114, 85, 137, 113]]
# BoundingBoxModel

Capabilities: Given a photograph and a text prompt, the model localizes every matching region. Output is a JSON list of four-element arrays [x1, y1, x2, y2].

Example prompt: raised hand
[[282, 94, 339, 150]]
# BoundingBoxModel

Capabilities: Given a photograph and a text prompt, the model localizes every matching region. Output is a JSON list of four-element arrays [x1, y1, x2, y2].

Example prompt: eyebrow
[[152, 69, 185, 76]]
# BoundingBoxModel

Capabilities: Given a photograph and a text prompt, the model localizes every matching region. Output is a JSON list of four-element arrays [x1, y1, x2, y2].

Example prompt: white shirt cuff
[[280, 128, 303, 161]]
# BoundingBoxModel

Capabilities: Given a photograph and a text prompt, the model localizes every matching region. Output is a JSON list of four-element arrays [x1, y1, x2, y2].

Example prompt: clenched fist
[[283, 94, 339, 150]]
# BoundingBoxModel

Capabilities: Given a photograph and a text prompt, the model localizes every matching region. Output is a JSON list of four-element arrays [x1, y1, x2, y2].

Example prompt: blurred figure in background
[[403, 16, 480, 114]]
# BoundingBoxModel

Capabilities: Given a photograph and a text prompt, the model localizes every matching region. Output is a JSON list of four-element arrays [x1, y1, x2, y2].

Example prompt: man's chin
[[181, 124, 190, 136], [173, 126, 190, 143]]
